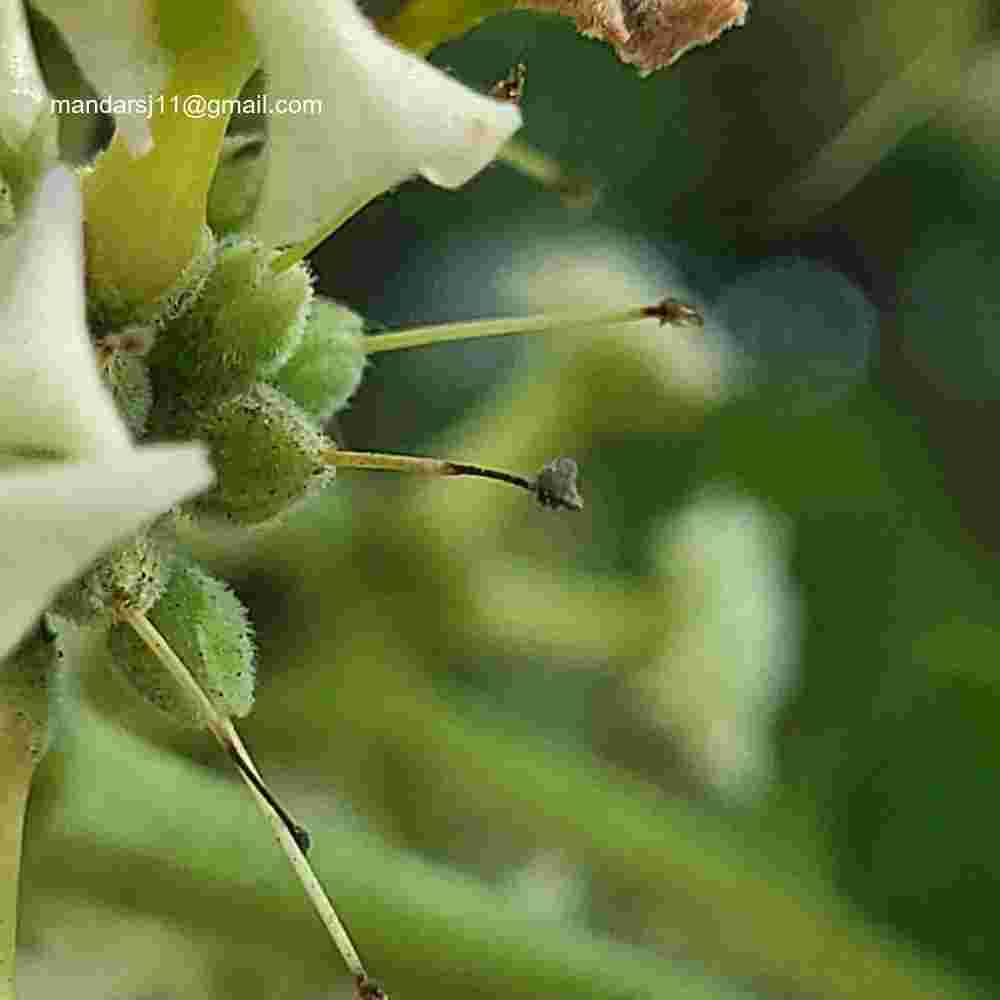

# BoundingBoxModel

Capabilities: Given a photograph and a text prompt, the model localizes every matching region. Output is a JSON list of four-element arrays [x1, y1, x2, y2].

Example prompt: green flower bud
[[214, 248, 312, 379], [195, 237, 267, 316], [193, 383, 334, 525], [207, 133, 267, 236], [0, 616, 66, 763], [150, 239, 313, 419], [107, 559, 255, 728], [53, 534, 170, 626], [270, 298, 367, 422]]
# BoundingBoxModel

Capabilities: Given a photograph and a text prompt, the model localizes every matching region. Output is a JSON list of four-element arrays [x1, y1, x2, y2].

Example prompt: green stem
[[362, 299, 698, 355], [495, 139, 597, 208], [120, 609, 370, 987], [0, 706, 37, 1000], [326, 450, 535, 494]]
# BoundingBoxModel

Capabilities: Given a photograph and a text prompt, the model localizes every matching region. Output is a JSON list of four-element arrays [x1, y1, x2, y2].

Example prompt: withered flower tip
[[645, 297, 704, 328], [490, 63, 528, 104], [535, 457, 584, 512], [356, 975, 388, 1000]]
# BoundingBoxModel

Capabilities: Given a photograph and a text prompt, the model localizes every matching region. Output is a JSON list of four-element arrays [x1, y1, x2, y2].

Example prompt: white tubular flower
[[29, 0, 169, 157], [0, 167, 213, 659], [0, 0, 57, 209], [0, 0, 50, 147], [238, 0, 523, 246]]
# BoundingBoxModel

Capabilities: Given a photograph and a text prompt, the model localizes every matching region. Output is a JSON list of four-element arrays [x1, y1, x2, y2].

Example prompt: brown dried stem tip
[[518, 0, 748, 74], [357, 975, 388, 1000], [643, 297, 704, 328], [490, 63, 528, 104]]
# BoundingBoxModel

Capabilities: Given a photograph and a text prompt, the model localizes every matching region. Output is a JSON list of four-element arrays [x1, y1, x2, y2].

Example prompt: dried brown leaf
[[519, 0, 748, 74]]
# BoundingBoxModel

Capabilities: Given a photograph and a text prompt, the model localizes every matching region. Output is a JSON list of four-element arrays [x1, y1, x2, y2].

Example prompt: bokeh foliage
[[19, 1, 1000, 997]]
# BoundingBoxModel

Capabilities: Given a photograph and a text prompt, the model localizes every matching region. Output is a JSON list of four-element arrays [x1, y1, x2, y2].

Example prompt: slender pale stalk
[[325, 451, 584, 511], [221, 721, 366, 981], [0, 707, 36, 1000], [327, 450, 527, 486], [497, 138, 596, 209], [119, 608, 373, 989], [361, 298, 702, 355]]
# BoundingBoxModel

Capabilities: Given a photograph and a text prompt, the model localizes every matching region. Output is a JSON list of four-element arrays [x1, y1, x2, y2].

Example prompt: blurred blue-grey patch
[[709, 257, 879, 413]]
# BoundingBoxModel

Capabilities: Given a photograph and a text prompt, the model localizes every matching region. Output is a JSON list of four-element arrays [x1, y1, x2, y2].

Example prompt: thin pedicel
[[119, 607, 376, 992], [327, 451, 585, 512]]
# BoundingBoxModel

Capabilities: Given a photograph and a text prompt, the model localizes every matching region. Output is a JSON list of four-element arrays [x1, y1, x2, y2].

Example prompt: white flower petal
[[239, 0, 522, 246], [0, 166, 132, 458], [0, 444, 214, 659], [0, 163, 215, 660], [30, 0, 169, 157], [0, 0, 51, 150]]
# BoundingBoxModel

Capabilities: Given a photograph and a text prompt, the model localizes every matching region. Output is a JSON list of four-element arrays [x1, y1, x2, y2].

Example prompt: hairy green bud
[[107, 560, 255, 727], [53, 534, 170, 626], [213, 247, 312, 378], [150, 239, 313, 418], [271, 298, 367, 422], [192, 383, 334, 525], [0, 616, 66, 762]]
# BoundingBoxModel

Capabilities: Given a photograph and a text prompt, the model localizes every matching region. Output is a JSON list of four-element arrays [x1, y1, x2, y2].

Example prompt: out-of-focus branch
[[469, 559, 668, 661], [242, 617, 988, 1000], [27, 707, 759, 1000]]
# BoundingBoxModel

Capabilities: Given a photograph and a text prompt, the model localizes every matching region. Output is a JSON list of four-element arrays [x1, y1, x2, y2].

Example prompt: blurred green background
[[19, 1, 1000, 997]]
